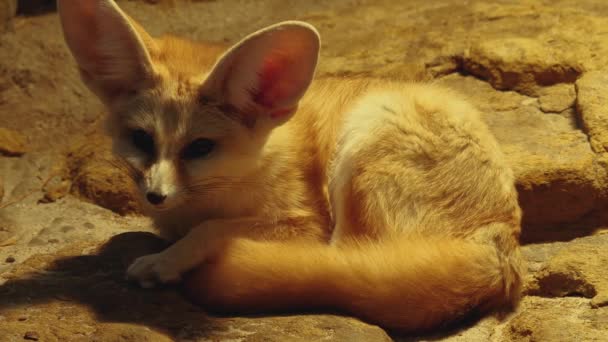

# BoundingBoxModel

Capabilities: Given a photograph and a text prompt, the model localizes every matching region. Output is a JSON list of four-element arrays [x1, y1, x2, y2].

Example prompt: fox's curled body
[[58, 0, 524, 333]]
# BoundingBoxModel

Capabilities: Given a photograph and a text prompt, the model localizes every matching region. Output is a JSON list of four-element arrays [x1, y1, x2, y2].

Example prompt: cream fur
[[58, 0, 524, 333]]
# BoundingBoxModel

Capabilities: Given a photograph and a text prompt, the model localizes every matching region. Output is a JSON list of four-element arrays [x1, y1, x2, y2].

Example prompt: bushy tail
[[183, 236, 523, 333]]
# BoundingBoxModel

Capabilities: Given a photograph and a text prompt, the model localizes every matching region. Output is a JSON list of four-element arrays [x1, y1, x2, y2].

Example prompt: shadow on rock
[[17, 0, 57, 16], [521, 207, 608, 244], [0, 232, 220, 339], [0, 232, 393, 341]]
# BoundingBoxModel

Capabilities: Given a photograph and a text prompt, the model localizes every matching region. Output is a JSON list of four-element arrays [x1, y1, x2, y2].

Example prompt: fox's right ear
[[201, 21, 319, 128], [57, 0, 157, 103]]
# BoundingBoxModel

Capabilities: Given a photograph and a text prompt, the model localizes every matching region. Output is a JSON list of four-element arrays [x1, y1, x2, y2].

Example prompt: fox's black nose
[[146, 192, 166, 205]]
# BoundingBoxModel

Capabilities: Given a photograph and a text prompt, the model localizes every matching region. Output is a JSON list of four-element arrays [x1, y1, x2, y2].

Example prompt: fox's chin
[[144, 204, 172, 213]]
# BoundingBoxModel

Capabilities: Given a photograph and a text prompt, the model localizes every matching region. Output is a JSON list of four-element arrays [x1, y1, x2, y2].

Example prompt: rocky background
[[1, 0, 608, 341]]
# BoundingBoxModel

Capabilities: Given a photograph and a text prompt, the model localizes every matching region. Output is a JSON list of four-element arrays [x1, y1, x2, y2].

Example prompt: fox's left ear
[[201, 21, 320, 126]]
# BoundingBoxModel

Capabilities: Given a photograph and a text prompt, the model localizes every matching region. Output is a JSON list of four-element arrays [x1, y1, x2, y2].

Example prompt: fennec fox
[[58, 0, 524, 333]]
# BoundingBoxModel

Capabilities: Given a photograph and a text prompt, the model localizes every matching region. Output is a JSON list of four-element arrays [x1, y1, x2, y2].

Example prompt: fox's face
[[57, 1, 319, 212], [107, 86, 265, 211]]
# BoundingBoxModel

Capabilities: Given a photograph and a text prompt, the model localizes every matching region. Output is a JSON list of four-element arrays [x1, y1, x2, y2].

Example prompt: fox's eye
[[131, 129, 155, 155], [181, 138, 215, 160]]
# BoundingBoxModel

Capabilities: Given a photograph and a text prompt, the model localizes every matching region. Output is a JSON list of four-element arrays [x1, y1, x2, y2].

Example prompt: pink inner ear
[[252, 52, 299, 117]]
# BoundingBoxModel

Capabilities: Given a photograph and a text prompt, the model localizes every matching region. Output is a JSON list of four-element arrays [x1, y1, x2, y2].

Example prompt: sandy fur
[[58, 1, 524, 333], [184, 80, 524, 332]]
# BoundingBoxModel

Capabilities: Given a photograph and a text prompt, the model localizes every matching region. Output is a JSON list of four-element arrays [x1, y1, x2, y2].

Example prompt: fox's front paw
[[126, 252, 182, 288]]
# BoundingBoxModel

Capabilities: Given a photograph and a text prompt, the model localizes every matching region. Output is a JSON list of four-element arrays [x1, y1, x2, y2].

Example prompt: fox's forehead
[[117, 76, 238, 143]]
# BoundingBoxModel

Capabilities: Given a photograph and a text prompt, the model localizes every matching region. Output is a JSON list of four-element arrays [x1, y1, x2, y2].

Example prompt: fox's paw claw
[[126, 253, 182, 288]]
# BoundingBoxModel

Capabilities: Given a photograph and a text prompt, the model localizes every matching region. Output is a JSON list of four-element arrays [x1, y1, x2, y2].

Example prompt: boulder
[[439, 75, 602, 233], [64, 132, 141, 216], [496, 296, 608, 341], [0, 127, 27, 157], [525, 234, 608, 308], [576, 71, 608, 156]]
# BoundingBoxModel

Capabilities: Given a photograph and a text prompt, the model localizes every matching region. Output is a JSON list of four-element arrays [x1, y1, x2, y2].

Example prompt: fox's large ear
[[57, 0, 157, 103], [201, 21, 320, 126]]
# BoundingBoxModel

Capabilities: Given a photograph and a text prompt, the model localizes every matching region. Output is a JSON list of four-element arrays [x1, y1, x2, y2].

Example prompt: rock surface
[[1, 0, 608, 341], [461, 37, 583, 96], [539, 84, 576, 114], [576, 71, 608, 156], [0, 0, 16, 34], [0, 233, 391, 342], [0, 127, 27, 157], [525, 234, 608, 308], [496, 296, 608, 341], [438, 74, 604, 235], [64, 132, 141, 215]]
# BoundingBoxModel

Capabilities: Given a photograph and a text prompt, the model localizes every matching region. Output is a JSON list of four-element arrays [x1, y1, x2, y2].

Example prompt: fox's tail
[[183, 235, 523, 333]]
